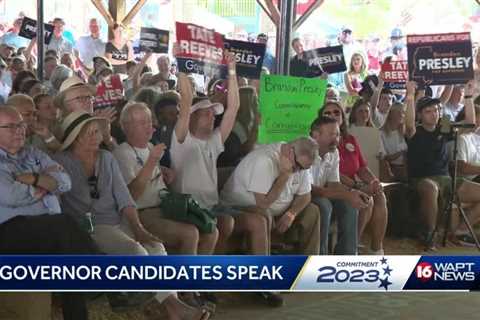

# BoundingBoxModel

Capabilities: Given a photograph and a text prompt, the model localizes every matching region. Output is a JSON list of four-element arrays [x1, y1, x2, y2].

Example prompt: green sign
[[258, 74, 327, 144]]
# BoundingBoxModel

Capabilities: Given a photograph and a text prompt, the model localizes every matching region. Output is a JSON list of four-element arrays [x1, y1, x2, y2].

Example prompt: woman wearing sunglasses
[[320, 100, 387, 255], [54, 110, 211, 320]]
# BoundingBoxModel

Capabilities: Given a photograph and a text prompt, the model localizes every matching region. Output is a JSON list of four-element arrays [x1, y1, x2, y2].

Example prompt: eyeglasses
[[0, 122, 27, 131], [323, 110, 341, 117], [88, 175, 100, 199], [65, 95, 95, 105]]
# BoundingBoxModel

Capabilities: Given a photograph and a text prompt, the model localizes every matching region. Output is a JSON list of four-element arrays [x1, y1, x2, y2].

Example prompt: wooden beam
[[256, 0, 275, 25], [122, 0, 148, 26], [90, 0, 115, 27], [293, 0, 324, 31], [109, 0, 126, 24]]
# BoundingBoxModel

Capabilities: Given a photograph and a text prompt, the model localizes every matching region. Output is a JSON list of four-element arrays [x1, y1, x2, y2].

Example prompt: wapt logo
[[415, 261, 475, 282]]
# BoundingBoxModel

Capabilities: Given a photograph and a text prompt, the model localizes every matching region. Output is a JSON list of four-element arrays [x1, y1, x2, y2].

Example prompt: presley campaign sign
[[224, 39, 265, 79], [381, 60, 408, 89], [407, 32, 473, 85], [176, 22, 226, 78], [139, 27, 169, 53], [258, 74, 327, 144], [18, 17, 54, 45], [304, 45, 347, 75]]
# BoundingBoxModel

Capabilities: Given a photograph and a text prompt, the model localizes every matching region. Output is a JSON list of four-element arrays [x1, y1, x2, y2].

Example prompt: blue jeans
[[312, 197, 358, 255]]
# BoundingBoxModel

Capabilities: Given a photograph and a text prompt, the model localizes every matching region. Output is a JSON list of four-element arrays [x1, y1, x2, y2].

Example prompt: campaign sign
[[139, 27, 169, 53], [381, 60, 408, 90], [176, 22, 226, 77], [18, 17, 54, 45], [304, 45, 346, 75], [223, 39, 265, 79], [95, 74, 124, 109], [407, 32, 473, 85], [258, 74, 327, 144]]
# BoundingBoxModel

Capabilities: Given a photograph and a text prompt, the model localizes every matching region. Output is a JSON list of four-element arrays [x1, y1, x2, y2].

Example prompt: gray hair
[[119, 101, 151, 130], [132, 86, 162, 108], [50, 64, 73, 91], [156, 54, 170, 65], [291, 137, 318, 160]]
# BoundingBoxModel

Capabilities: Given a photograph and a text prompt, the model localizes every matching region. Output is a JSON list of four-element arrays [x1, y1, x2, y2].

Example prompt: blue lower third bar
[[0, 255, 307, 291]]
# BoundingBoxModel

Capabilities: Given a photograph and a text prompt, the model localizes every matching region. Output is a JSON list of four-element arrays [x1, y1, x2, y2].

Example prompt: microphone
[[440, 115, 475, 134]]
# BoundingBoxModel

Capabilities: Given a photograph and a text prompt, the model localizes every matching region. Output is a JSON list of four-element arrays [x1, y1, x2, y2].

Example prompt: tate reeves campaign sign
[[407, 32, 474, 85], [3, 255, 480, 292], [381, 60, 408, 90], [176, 22, 226, 78]]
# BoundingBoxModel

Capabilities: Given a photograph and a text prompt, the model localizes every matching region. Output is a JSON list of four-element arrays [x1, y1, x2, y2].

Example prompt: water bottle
[[84, 212, 94, 234]]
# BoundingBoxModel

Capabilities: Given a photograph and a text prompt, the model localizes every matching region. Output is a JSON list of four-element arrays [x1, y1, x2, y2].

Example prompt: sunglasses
[[88, 175, 100, 199], [215, 84, 228, 93]]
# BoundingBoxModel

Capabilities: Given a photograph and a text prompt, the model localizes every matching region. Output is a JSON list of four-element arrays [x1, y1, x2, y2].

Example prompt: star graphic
[[380, 257, 388, 265], [379, 277, 392, 291], [383, 266, 393, 276]]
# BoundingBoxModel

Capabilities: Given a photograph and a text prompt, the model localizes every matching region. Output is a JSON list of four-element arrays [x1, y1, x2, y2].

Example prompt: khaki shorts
[[409, 175, 466, 212]]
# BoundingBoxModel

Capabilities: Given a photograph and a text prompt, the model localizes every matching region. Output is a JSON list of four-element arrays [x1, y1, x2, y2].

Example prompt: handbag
[[159, 189, 217, 234]]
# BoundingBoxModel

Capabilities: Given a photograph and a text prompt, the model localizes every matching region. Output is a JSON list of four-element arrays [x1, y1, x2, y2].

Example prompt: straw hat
[[59, 110, 104, 150]]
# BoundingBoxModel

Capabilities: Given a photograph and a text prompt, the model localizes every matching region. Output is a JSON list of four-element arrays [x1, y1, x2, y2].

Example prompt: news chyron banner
[[176, 22, 226, 78], [407, 32, 474, 85], [1, 255, 480, 292]]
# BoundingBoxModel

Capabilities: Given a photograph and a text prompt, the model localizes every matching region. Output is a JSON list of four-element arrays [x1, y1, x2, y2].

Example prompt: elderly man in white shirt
[[113, 102, 218, 255], [221, 137, 321, 255]]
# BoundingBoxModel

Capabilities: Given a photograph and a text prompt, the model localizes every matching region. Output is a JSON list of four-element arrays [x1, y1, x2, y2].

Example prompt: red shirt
[[338, 134, 367, 179]]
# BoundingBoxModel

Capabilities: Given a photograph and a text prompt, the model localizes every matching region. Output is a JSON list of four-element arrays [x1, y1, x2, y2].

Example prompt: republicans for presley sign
[[407, 32, 473, 85], [224, 39, 265, 79], [19, 17, 54, 45], [176, 22, 226, 77], [139, 27, 169, 53], [258, 75, 327, 144], [304, 45, 346, 75], [381, 60, 408, 90]]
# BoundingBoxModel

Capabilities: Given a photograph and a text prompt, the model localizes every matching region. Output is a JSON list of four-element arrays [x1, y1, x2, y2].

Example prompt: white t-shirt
[[457, 132, 480, 180], [309, 149, 340, 188], [113, 142, 166, 209], [170, 129, 224, 209], [379, 129, 407, 165], [220, 143, 311, 216], [372, 108, 388, 129]]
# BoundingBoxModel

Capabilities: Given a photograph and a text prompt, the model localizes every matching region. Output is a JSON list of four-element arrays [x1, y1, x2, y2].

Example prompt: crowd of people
[[0, 13, 480, 320]]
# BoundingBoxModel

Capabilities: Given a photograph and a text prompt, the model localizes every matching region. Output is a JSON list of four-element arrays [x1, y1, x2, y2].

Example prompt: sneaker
[[256, 292, 284, 308], [370, 248, 384, 255], [420, 230, 436, 251], [107, 292, 156, 313], [455, 234, 478, 247]]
